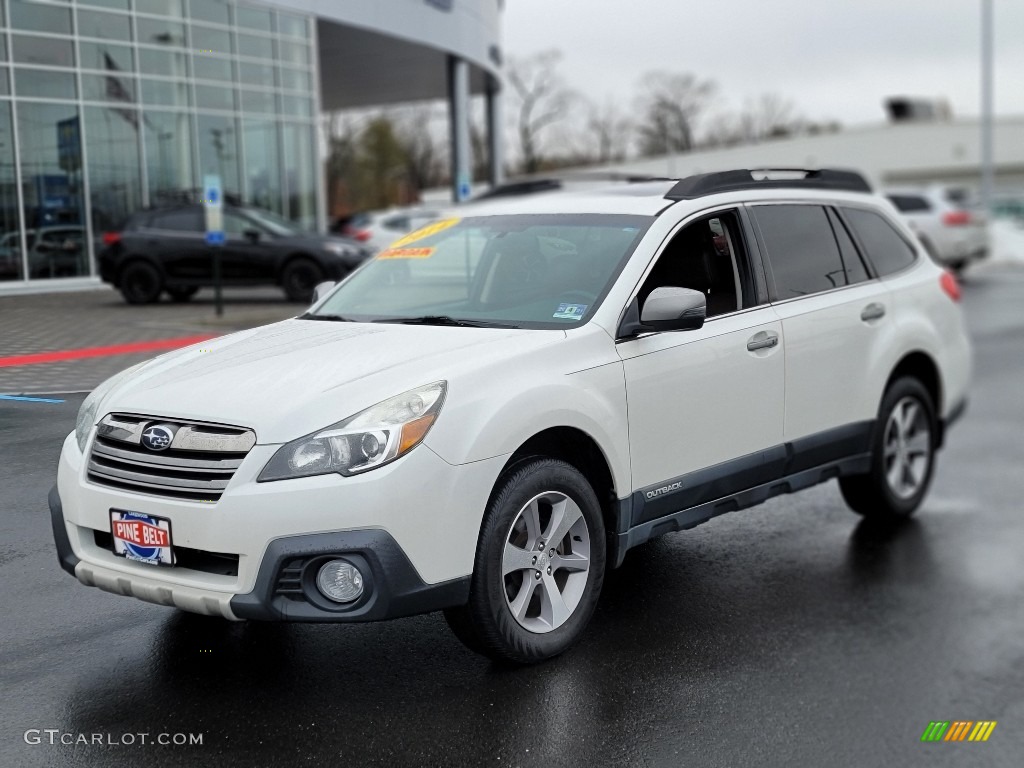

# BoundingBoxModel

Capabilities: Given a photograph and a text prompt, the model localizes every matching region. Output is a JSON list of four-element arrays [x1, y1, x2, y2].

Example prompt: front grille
[[92, 529, 239, 576], [87, 413, 256, 502]]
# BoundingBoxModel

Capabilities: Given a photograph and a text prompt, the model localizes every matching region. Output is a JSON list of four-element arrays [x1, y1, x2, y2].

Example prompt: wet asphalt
[[1, 266, 1023, 767]]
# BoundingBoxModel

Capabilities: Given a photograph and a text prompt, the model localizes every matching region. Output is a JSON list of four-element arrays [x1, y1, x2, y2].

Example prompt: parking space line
[[0, 335, 215, 368]]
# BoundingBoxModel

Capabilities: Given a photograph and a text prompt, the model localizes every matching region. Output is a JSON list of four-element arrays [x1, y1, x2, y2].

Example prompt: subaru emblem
[[141, 425, 175, 452]]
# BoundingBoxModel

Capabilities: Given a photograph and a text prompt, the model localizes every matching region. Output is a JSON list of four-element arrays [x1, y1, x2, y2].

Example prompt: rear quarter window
[[842, 208, 918, 276], [753, 204, 850, 299], [887, 195, 931, 213]]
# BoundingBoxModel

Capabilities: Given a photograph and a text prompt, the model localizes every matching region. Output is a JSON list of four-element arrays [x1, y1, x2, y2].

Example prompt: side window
[[842, 208, 917, 276], [224, 212, 252, 236], [636, 211, 746, 319], [826, 208, 870, 285], [753, 204, 848, 299], [151, 210, 202, 232], [887, 195, 931, 213]]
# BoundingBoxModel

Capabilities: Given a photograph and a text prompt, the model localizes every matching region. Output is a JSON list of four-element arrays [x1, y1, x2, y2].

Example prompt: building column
[[485, 74, 504, 188], [447, 55, 471, 203]]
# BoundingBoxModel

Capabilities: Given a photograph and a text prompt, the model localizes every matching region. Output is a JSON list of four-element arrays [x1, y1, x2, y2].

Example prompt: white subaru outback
[[50, 169, 971, 663]]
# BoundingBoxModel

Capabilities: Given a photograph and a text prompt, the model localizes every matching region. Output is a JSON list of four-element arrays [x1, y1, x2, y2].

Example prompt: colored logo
[[921, 721, 997, 742], [141, 425, 174, 452], [114, 512, 169, 561]]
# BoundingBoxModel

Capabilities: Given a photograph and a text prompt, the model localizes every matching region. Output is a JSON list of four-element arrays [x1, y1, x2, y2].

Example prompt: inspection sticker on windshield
[[377, 247, 436, 260], [553, 303, 588, 320], [387, 218, 461, 249]]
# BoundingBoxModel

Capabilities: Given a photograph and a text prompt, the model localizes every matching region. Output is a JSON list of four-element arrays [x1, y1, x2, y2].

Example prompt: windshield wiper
[[373, 315, 519, 329], [299, 313, 355, 322]]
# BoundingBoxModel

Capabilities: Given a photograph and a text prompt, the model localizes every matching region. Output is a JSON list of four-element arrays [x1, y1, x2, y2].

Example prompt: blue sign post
[[203, 175, 224, 316]]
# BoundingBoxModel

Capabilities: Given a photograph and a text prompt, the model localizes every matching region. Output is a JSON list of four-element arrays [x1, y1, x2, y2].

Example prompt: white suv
[[50, 169, 971, 663]]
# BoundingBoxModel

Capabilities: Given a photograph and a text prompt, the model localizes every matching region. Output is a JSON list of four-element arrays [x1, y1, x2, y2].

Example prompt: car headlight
[[75, 362, 148, 452], [258, 382, 447, 482]]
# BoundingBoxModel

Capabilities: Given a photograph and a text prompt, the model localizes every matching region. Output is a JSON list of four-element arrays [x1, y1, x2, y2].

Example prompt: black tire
[[166, 285, 199, 303], [281, 257, 324, 303], [119, 260, 163, 304], [443, 458, 606, 664], [840, 377, 938, 520]]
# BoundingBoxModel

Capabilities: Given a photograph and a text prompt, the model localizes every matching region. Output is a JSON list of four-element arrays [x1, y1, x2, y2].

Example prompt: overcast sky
[[503, 0, 1024, 129]]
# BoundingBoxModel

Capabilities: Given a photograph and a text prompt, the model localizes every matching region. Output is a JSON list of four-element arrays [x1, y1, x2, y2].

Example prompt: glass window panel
[[237, 32, 273, 60], [843, 208, 918, 276], [243, 119, 281, 214], [135, 0, 185, 17], [191, 26, 231, 56], [0, 36, 6, 62], [79, 41, 134, 72], [282, 122, 316, 228], [236, 5, 272, 33], [144, 109, 195, 201], [276, 39, 309, 67], [77, 9, 132, 42], [281, 94, 312, 118], [193, 55, 232, 82], [189, 0, 229, 26], [84, 105, 142, 232], [0, 103, 24, 282], [238, 60, 274, 87], [277, 13, 308, 40], [10, 0, 72, 35], [17, 103, 88, 279], [240, 88, 275, 115], [81, 72, 137, 103], [195, 83, 235, 111], [826, 208, 870, 285], [0, 68, 9, 95], [137, 18, 186, 47], [197, 114, 240, 197], [11, 35, 75, 67], [138, 47, 188, 77], [80, 0, 130, 10], [279, 66, 311, 93], [140, 77, 190, 107], [15, 68, 77, 100], [754, 205, 848, 298]]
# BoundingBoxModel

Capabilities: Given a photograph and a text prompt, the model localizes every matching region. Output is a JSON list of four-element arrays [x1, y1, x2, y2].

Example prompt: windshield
[[243, 207, 304, 237], [309, 213, 652, 329]]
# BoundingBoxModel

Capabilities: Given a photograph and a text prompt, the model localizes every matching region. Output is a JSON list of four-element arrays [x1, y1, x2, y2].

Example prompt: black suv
[[99, 204, 371, 304]]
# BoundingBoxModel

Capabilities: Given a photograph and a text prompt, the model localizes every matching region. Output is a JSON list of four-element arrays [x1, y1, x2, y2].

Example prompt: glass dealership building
[[0, 0, 502, 290]]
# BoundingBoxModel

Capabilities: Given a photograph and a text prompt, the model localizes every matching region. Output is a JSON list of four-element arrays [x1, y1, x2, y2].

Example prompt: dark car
[[99, 204, 372, 304]]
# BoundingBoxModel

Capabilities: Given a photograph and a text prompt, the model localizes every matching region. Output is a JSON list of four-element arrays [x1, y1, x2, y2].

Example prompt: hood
[[103, 319, 562, 443]]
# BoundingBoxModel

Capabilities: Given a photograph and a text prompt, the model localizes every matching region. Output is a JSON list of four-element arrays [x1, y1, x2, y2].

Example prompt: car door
[[750, 203, 891, 465], [617, 209, 786, 526], [220, 209, 276, 281], [144, 208, 209, 281]]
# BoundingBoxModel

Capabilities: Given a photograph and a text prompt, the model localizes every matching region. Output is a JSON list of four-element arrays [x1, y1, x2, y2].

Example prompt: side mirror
[[312, 281, 336, 305], [618, 286, 706, 338], [244, 229, 261, 244]]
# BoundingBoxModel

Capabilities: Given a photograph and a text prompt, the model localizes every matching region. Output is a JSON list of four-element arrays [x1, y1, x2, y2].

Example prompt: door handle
[[861, 303, 886, 322], [746, 332, 779, 352]]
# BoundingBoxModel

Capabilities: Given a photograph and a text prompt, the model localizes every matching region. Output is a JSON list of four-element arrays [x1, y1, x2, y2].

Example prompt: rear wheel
[[166, 286, 199, 302], [119, 261, 162, 304], [444, 458, 606, 664], [281, 257, 324, 303], [840, 377, 937, 520]]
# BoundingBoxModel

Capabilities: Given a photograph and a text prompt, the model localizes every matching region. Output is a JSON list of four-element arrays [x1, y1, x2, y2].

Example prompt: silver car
[[886, 186, 988, 272]]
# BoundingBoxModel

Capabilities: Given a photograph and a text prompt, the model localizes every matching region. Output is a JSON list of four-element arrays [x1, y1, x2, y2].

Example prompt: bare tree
[[506, 50, 574, 174], [738, 93, 800, 142], [586, 100, 632, 163], [392, 105, 447, 191], [634, 71, 716, 156]]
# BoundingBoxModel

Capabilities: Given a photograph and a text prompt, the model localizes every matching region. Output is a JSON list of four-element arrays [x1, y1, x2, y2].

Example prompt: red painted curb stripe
[[0, 335, 216, 368]]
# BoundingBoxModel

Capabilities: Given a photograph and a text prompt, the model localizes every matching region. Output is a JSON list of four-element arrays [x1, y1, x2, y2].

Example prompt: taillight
[[942, 210, 972, 227], [940, 271, 961, 302], [102, 232, 122, 246], [343, 226, 371, 243]]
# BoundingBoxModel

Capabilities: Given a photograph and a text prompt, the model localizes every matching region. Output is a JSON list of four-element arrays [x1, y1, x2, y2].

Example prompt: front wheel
[[119, 261, 163, 304], [444, 458, 606, 664], [840, 377, 937, 520], [281, 258, 324, 303]]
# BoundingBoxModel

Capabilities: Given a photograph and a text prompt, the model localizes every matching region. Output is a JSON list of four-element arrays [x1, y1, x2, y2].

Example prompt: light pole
[[980, 0, 994, 216]]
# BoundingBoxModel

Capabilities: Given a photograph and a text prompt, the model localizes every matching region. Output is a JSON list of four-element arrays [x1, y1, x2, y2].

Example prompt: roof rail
[[664, 168, 872, 201]]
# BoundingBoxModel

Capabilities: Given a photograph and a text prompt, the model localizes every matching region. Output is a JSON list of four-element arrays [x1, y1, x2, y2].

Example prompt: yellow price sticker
[[387, 218, 461, 249], [377, 247, 436, 260]]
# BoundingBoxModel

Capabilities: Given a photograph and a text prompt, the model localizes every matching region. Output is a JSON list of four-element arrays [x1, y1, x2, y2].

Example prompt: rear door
[[618, 208, 786, 525], [221, 209, 277, 281], [751, 203, 890, 463], [143, 208, 208, 281]]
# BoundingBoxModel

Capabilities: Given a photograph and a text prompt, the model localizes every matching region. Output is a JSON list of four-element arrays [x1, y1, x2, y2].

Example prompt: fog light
[[316, 559, 364, 603]]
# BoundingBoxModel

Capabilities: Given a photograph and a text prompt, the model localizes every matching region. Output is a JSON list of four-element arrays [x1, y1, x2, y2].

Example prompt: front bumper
[[51, 431, 504, 621]]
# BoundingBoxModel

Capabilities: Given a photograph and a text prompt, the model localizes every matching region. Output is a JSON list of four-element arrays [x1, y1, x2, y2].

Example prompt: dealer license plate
[[109, 510, 175, 567]]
